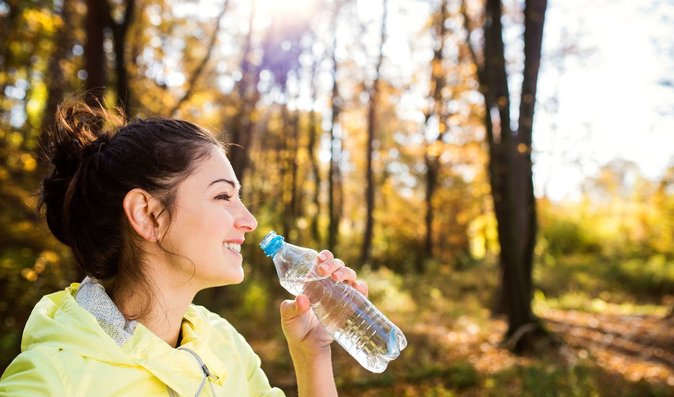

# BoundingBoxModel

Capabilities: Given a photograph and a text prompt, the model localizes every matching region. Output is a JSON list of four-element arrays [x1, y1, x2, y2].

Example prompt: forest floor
[[237, 258, 674, 397], [326, 307, 674, 396]]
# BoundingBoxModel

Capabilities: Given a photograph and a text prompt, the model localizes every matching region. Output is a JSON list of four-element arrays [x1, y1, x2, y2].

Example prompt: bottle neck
[[260, 232, 285, 257]]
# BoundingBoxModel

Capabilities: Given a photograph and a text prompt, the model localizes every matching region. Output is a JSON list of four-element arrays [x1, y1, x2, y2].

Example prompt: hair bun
[[39, 99, 124, 245]]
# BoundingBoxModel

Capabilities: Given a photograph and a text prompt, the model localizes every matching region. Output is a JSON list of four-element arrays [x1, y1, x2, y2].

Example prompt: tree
[[463, 0, 549, 352], [306, 50, 322, 244], [168, 1, 228, 117], [82, 0, 136, 111], [40, 0, 75, 154], [226, 0, 262, 185], [420, 0, 449, 268], [327, 0, 345, 251], [259, 7, 306, 239], [83, 0, 108, 105], [108, 0, 136, 114], [360, 0, 387, 266]]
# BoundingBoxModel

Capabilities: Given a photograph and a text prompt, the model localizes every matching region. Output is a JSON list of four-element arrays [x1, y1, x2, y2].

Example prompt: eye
[[215, 193, 232, 201]]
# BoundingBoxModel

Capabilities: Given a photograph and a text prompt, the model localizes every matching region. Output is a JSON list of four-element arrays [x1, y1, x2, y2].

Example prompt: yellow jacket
[[0, 283, 285, 396]]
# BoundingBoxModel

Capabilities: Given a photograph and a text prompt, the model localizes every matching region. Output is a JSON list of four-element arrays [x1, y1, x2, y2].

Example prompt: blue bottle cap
[[260, 231, 285, 257]]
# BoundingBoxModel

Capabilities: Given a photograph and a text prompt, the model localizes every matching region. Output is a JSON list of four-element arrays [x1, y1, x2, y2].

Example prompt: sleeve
[[0, 349, 66, 396], [232, 331, 286, 397]]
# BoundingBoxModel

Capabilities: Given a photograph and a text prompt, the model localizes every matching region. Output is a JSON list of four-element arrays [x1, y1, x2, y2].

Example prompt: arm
[[281, 296, 337, 397], [279, 250, 368, 397]]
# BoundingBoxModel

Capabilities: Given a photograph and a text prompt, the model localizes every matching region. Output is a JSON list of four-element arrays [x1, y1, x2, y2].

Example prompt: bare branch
[[169, 0, 230, 117]]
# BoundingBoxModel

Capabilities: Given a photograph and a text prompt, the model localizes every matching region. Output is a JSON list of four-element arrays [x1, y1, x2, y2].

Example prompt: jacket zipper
[[166, 347, 217, 397]]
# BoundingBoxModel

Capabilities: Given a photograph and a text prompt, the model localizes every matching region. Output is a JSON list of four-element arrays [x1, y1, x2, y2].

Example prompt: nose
[[235, 200, 257, 232]]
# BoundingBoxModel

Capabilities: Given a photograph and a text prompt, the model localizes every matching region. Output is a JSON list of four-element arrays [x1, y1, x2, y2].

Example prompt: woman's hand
[[279, 250, 369, 357]]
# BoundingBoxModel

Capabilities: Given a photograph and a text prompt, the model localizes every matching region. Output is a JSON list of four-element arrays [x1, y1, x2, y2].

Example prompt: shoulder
[[0, 346, 67, 395], [186, 304, 237, 333], [186, 304, 256, 353], [186, 304, 247, 346]]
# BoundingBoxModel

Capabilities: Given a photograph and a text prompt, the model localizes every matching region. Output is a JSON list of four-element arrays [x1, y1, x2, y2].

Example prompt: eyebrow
[[208, 178, 239, 190]]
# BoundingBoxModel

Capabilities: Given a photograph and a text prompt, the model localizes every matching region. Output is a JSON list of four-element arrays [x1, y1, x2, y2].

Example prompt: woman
[[0, 99, 367, 396]]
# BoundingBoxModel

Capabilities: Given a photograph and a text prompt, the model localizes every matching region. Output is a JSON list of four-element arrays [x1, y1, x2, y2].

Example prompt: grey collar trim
[[75, 276, 139, 346]]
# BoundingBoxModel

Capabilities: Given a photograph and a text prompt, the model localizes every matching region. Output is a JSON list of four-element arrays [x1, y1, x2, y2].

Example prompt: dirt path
[[540, 308, 674, 386]]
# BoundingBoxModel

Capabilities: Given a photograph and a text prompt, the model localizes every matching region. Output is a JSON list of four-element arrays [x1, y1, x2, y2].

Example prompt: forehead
[[185, 147, 239, 189]]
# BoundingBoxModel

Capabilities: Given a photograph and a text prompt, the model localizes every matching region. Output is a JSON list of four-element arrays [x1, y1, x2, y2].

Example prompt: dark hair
[[39, 99, 222, 307]]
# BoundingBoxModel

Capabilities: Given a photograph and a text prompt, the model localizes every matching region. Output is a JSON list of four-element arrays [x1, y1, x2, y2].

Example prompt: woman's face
[[159, 146, 257, 289]]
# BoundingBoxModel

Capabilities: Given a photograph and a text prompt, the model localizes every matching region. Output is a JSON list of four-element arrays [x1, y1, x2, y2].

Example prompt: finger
[[354, 280, 369, 297], [279, 295, 311, 319], [316, 250, 334, 262], [317, 258, 345, 276], [330, 266, 357, 283]]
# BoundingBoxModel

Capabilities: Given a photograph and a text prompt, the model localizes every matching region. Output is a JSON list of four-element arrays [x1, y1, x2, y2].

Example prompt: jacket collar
[[120, 316, 228, 395], [70, 281, 228, 395]]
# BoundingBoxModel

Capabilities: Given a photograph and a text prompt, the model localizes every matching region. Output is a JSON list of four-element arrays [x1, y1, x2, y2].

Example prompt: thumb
[[280, 295, 311, 319]]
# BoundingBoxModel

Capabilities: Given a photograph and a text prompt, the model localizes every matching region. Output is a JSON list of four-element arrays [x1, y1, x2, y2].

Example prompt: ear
[[122, 188, 165, 242]]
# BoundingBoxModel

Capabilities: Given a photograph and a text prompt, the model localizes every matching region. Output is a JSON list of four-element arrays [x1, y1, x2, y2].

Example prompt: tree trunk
[[464, 0, 548, 353], [279, 100, 301, 239], [307, 59, 322, 244], [39, 1, 74, 157], [420, 0, 448, 271], [0, 0, 19, 47], [289, 106, 301, 235], [518, 0, 547, 301], [280, 103, 292, 238], [327, 2, 343, 251], [227, 0, 261, 185], [360, 0, 387, 266], [84, 0, 108, 106], [0, 0, 20, 114], [109, 0, 136, 116]]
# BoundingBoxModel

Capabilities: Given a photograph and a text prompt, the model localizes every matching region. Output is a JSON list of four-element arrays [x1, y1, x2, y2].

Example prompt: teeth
[[223, 243, 241, 253]]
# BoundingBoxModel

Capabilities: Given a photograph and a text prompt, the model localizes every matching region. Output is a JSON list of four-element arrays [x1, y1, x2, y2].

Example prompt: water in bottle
[[259, 231, 407, 373]]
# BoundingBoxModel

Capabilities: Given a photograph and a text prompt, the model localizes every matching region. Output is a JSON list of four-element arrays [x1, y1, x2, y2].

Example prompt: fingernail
[[317, 252, 325, 261]]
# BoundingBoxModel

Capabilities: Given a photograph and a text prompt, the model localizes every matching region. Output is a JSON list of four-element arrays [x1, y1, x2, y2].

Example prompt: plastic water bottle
[[259, 231, 407, 373]]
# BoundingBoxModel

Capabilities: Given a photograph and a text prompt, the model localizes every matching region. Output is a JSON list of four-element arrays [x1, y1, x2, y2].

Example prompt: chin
[[198, 270, 245, 289], [229, 272, 245, 285], [219, 270, 245, 286]]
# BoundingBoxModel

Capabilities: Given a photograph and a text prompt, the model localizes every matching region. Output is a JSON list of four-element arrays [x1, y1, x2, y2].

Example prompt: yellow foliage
[[465, 63, 478, 76], [468, 213, 498, 259], [41, 251, 60, 264], [8, 132, 23, 147], [27, 81, 48, 117], [426, 140, 444, 157], [21, 154, 37, 172], [21, 268, 38, 282], [22, 8, 57, 34]]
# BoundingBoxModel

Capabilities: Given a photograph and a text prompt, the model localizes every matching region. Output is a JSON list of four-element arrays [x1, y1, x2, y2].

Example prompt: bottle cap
[[259, 231, 285, 257]]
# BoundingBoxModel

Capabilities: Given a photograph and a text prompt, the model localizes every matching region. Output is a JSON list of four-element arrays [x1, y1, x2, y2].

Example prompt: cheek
[[172, 214, 232, 257], [206, 207, 236, 235], [168, 205, 234, 245]]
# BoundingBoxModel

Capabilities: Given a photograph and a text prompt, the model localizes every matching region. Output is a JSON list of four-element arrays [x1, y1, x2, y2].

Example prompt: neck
[[113, 273, 196, 348]]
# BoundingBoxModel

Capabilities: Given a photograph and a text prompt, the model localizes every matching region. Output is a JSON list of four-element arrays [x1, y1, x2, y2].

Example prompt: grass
[[535, 253, 674, 305]]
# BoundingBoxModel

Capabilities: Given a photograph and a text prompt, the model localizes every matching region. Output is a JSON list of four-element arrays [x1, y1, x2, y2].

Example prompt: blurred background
[[1, 0, 673, 395]]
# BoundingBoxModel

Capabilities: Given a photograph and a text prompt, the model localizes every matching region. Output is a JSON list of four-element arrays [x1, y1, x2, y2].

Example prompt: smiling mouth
[[223, 242, 242, 254]]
